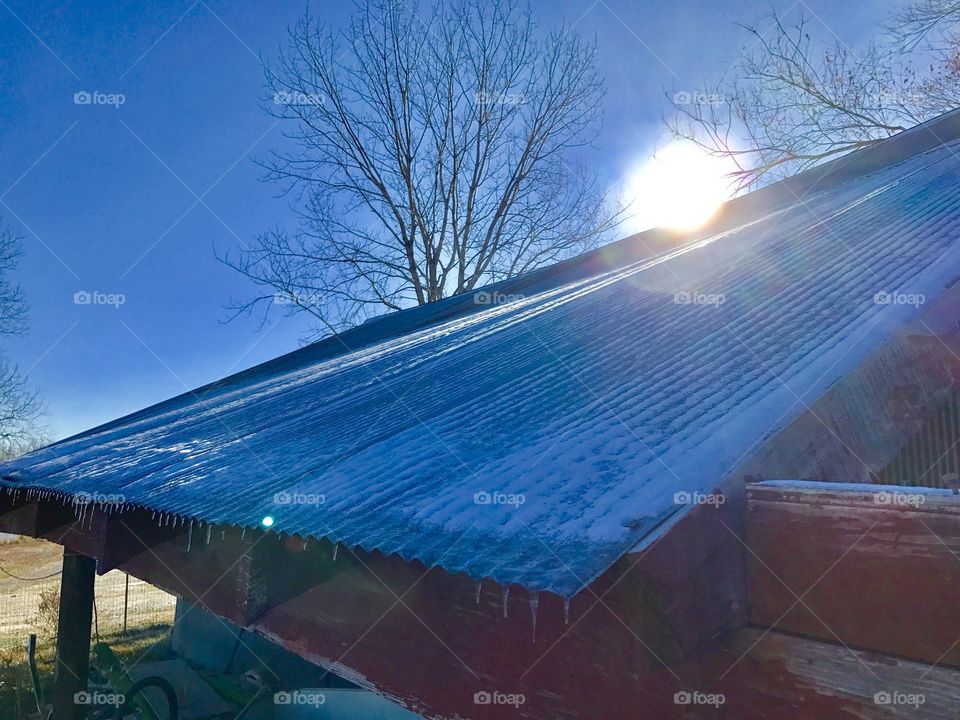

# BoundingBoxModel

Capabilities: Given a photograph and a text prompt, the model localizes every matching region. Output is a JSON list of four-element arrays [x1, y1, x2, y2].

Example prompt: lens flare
[[621, 142, 735, 233]]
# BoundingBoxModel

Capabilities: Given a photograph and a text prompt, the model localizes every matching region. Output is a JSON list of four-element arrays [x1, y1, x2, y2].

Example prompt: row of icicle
[[474, 581, 572, 642], [4, 486, 574, 639]]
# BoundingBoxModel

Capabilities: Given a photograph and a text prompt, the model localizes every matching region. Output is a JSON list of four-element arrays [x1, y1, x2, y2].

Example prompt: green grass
[[0, 625, 173, 720]]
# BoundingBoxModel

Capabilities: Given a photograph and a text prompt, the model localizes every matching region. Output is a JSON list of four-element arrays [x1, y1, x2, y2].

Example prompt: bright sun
[[620, 142, 735, 233]]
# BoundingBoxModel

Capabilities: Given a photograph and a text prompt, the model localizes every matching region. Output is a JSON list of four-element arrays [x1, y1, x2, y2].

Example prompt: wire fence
[[0, 537, 176, 650]]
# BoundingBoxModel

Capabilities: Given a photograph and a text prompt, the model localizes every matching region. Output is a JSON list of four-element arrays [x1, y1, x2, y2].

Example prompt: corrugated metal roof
[[4, 115, 960, 596]]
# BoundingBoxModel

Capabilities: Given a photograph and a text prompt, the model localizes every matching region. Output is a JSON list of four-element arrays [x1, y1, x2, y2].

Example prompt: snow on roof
[[752, 480, 960, 498], [4, 117, 960, 596]]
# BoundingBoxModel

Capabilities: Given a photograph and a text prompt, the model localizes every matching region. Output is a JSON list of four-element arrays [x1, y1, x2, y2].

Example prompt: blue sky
[[0, 0, 888, 440]]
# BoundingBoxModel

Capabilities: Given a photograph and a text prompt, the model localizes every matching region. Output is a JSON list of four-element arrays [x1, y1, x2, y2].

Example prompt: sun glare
[[621, 142, 735, 233]]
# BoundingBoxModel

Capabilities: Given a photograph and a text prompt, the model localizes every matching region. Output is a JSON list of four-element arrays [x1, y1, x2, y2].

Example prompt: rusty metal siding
[[878, 391, 960, 488]]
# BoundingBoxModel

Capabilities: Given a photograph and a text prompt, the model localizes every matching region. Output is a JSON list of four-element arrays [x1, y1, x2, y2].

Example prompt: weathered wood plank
[[51, 549, 97, 720], [746, 483, 960, 667], [697, 628, 960, 719]]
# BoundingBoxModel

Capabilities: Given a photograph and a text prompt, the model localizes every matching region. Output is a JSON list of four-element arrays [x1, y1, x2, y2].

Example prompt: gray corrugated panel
[[878, 389, 960, 488], [3, 127, 960, 597]]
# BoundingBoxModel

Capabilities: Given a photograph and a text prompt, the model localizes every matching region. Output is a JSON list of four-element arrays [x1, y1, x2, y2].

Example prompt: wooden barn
[[4, 109, 960, 719]]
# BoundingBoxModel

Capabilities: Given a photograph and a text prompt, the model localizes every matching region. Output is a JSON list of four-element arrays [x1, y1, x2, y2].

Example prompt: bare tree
[[0, 223, 42, 459], [666, 7, 960, 190], [889, 0, 960, 50], [223, 0, 618, 335]]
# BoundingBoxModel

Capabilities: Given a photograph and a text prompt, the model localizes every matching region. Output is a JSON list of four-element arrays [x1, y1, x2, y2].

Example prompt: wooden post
[[122, 574, 129, 634], [51, 549, 97, 720]]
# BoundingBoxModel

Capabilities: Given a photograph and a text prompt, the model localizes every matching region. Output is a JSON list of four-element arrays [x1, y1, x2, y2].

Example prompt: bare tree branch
[[222, 0, 620, 336], [665, 8, 960, 190], [0, 221, 43, 457]]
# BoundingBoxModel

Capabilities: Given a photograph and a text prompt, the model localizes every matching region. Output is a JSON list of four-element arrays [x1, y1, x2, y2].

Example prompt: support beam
[[52, 549, 97, 720], [0, 493, 74, 538]]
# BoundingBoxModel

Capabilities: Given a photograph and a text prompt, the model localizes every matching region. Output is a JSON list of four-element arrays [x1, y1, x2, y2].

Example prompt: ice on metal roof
[[3, 132, 960, 596]]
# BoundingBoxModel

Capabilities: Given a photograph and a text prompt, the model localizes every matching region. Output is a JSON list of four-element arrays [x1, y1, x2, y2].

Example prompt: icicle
[[186, 522, 193, 552], [205, 525, 212, 545], [302, 540, 309, 551], [221, 529, 226, 540], [529, 591, 539, 642], [332, 544, 339, 562], [502, 587, 510, 618], [241, 528, 246, 540], [475, 581, 482, 604], [563, 597, 571, 626]]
